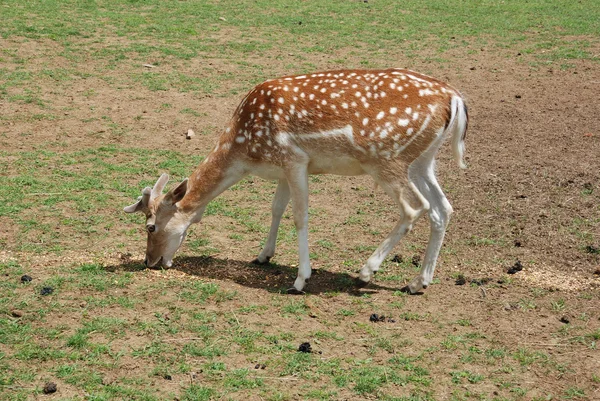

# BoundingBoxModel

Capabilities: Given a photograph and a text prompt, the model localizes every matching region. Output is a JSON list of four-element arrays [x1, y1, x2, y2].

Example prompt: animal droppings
[[298, 342, 312, 353], [20, 274, 32, 283], [507, 260, 523, 274], [411, 255, 420, 267], [391, 255, 403, 263], [40, 287, 54, 296], [455, 275, 467, 286], [369, 314, 385, 322], [559, 316, 570, 324], [43, 382, 57, 394]]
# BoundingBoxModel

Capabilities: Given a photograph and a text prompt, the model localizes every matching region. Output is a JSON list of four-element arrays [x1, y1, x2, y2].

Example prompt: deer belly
[[307, 155, 366, 176]]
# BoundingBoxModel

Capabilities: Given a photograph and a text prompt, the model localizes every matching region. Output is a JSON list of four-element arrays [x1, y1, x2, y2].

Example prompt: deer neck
[[178, 143, 247, 223]]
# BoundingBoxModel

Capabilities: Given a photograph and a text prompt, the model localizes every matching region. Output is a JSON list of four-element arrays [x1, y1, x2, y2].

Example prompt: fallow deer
[[124, 68, 468, 294]]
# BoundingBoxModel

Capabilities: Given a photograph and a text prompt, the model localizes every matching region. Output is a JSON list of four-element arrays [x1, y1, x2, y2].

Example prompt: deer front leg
[[285, 165, 311, 294], [253, 179, 291, 265]]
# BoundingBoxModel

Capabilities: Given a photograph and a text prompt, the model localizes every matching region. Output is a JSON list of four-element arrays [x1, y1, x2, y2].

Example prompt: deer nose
[[146, 224, 156, 233]]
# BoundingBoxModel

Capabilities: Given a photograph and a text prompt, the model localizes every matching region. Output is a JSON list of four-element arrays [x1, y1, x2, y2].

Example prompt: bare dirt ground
[[1, 37, 599, 399]]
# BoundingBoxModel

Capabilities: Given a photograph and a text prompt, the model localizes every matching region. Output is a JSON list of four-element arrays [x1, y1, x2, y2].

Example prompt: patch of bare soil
[[2, 36, 599, 399]]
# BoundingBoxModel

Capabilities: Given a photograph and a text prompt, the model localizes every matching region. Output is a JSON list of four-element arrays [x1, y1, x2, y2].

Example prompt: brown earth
[[1, 36, 599, 399]]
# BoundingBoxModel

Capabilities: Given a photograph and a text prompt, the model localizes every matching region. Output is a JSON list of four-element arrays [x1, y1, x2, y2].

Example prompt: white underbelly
[[307, 155, 366, 175], [250, 155, 366, 180]]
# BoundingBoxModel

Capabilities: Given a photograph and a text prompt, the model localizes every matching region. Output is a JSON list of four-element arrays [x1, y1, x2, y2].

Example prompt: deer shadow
[[106, 255, 417, 295]]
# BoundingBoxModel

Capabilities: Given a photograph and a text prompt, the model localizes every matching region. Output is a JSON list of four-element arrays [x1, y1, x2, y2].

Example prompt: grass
[[1, 0, 599, 400]]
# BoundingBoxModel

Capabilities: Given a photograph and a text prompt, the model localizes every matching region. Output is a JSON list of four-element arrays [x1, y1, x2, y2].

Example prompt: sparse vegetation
[[1, 0, 599, 400]]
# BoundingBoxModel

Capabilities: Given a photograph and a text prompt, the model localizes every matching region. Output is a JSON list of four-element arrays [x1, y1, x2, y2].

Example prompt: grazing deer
[[124, 68, 468, 294]]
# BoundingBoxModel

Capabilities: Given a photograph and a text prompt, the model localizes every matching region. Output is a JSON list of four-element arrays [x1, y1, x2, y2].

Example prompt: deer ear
[[123, 187, 152, 213], [165, 179, 188, 206]]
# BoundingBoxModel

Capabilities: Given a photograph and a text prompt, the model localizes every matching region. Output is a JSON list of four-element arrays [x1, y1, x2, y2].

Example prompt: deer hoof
[[251, 256, 271, 265], [287, 287, 306, 295], [355, 277, 370, 288]]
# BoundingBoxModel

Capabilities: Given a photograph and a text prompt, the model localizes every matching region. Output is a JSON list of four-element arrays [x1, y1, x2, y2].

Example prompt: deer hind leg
[[253, 179, 291, 265], [408, 159, 453, 293], [358, 178, 430, 287]]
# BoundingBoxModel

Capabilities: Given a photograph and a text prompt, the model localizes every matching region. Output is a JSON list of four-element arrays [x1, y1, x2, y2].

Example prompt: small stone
[[298, 342, 312, 353], [254, 364, 260, 369], [20, 275, 33, 283], [219, 17, 226, 21], [186, 129, 195, 140], [43, 382, 57, 394], [11, 310, 24, 318], [40, 287, 54, 296]]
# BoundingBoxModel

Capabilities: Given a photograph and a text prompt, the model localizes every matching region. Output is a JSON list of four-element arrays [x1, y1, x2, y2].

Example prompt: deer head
[[124, 173, 189, 268]]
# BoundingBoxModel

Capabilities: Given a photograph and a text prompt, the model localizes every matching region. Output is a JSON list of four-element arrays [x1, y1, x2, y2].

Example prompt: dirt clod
[[298, 342, 312, 353], [40, 287, 54, 296], [507, 260, 523, 274], [43, 382, 57, 394], [11, 310, 24, 318], [560, 316, 570, 324], [20, 274, 32, 283]]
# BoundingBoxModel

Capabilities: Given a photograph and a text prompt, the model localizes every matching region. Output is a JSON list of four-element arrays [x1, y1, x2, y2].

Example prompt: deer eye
[[146, 224, 156, 233]]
